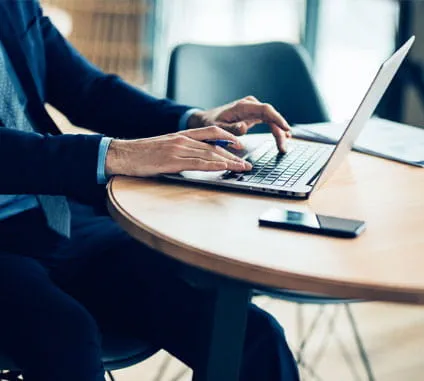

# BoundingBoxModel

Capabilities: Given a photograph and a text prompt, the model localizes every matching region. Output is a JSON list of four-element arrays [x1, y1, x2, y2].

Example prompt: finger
[[215, 121, 250, 136], [167, 135, 247, 166], [242, 95, 260, 103], [180, 146, 252, 171], [177, 158, 250, 172], [221, 117, 286, 136], [180, 135, 246, 159], [165, 159, 228, 173], [234, 101, 291, 132], [178, 145, 249, 167], [270, 123, 289, 153], [180, 126, 244, 149], [205, 144, 248, 164]]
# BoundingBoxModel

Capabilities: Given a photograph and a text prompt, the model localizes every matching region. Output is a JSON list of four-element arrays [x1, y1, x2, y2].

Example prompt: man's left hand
[[187, 96, 292, 152]]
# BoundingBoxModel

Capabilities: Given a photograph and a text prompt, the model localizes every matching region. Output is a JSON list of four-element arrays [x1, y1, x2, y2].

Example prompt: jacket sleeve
[[40, 12, 192, 139], [0, 127, 105, 203]]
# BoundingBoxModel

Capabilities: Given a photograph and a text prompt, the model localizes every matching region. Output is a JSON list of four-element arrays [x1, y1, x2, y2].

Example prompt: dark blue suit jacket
[[0, 0, 191, 204]]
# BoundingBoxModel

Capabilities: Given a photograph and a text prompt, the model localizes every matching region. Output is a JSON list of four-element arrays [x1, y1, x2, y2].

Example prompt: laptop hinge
[[307, 168, 323, 186]]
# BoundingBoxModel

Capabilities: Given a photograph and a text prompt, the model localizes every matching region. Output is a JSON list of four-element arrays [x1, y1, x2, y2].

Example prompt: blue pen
[[203, 139, 235, 148]]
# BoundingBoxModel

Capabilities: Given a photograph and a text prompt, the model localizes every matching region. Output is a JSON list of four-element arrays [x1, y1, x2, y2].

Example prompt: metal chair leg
[[159, 302, 376, 381], [299, 362, 325, 381], [168, 366, 190, 381], [333, 326, 363, 381], [106, 370, 116, 381], [153, 355, 173, 381], [345, 304, 376, 381], [297, 303, 305, 345], [310, 305, 362, 381], [298, 305, 345, 381], [309, 305, 341, 368], [297, 305, 326, 364], [154, 354, 190, 381], [296, 303, 376, 381]]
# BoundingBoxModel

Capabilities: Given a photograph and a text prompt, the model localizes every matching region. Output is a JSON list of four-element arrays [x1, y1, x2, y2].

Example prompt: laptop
[[164, 36, 415, 199]]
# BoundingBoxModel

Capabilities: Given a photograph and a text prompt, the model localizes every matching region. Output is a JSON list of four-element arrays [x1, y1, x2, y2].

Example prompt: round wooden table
[[108, 149, 424, 381]]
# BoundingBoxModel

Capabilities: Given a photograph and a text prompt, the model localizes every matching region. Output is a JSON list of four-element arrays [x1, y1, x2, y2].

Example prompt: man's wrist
[[97, 137, 113, 184], [105, 139, 129, 177], [178, 108, 202, 131]]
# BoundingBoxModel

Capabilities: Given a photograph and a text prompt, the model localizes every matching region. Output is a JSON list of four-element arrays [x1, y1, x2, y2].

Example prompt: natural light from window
[[153, 0, 303, 94], [314, 0, 399, 121], [154, 0, 398, 123]]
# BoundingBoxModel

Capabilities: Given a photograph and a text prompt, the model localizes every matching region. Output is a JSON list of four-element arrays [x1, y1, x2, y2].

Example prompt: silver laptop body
[[164, 37, 415, 199]]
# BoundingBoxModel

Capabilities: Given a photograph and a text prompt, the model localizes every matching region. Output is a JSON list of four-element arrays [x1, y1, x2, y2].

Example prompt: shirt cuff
[[178, 108, 202, 131], [97, 137, 113, 184]]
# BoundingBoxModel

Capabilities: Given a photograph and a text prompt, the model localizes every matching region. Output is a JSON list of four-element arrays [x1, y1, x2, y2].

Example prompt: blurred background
[[41, 0, 424, 126], [38, 1, 424, 380]]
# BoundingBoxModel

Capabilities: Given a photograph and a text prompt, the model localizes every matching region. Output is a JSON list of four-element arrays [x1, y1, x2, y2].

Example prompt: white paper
[[293, 118, 424, 167]]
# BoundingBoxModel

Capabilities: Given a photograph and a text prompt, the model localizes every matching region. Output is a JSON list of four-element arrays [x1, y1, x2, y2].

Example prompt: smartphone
[[258, 208, 366, 238]]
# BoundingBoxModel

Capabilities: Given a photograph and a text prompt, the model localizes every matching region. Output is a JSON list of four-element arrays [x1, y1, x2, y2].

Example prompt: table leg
[[193, 278, 251, 381]]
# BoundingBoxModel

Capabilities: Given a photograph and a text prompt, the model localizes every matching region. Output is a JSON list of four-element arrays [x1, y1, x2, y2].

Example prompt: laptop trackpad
[[179, 170, 226, 181]]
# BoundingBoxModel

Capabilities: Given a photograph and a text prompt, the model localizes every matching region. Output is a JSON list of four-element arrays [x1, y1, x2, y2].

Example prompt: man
[[0, 1, 299, 380]]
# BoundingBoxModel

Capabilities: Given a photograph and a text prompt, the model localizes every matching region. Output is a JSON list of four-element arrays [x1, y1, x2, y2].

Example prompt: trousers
[[0, 201, 299, 381]]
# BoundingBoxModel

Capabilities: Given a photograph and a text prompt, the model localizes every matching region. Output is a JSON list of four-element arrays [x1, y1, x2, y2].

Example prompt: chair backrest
[[167, 42, 330, 131]]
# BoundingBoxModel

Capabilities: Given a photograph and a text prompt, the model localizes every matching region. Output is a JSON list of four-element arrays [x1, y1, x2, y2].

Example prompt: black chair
[[164, 42, 375, 381], [0, 334, 158, 380], [167, 42, 330, 128]]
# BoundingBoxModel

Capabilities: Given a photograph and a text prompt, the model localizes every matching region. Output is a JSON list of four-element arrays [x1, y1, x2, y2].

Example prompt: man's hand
[[105, 126, 252, 178], [187, 96, 292, 152]]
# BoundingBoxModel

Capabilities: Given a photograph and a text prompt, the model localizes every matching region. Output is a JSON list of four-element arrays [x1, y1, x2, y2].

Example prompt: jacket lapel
[[0, 2, 61, 135]]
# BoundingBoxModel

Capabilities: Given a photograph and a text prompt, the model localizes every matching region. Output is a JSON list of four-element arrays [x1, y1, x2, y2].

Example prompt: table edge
[[107, 176, 424, 305]]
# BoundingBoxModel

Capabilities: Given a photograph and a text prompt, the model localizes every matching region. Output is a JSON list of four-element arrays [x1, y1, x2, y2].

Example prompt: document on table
[[293, 118, 424, 167]]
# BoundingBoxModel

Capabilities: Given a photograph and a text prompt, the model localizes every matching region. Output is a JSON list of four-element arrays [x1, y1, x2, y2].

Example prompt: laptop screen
[[313, 36, 415, 191]]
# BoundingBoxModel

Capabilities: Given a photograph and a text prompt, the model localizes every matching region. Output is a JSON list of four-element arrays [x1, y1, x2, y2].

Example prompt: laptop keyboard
[[224, 141, 331, 188]]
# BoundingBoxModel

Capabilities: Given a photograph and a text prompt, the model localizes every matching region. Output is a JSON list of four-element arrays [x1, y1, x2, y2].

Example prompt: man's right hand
[[105, 126, 252, 178]]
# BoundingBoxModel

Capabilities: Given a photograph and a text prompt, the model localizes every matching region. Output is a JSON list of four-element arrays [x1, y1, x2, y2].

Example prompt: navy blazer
[[0, 0, 191, 204]]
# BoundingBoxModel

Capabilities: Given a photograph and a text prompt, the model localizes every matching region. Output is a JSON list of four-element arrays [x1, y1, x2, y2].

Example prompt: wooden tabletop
[[108, 146, 424, 305]]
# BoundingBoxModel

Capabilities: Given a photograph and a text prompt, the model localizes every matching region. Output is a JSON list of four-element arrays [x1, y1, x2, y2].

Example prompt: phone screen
[[259, 208, 366, 238]]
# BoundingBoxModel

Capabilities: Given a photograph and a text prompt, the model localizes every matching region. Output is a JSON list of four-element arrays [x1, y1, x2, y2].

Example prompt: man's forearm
[[104, 139, 131, 177], [104, 109, 209, 177], [0, 129, 104, 203], [103, 126, 251, 180]]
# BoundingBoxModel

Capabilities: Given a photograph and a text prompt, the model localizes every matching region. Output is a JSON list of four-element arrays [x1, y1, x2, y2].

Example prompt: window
[[154, 0, 399, 122], [152, 0, 305, 94], [314, 0, 399, 121], [43, 0, 155, 86]]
